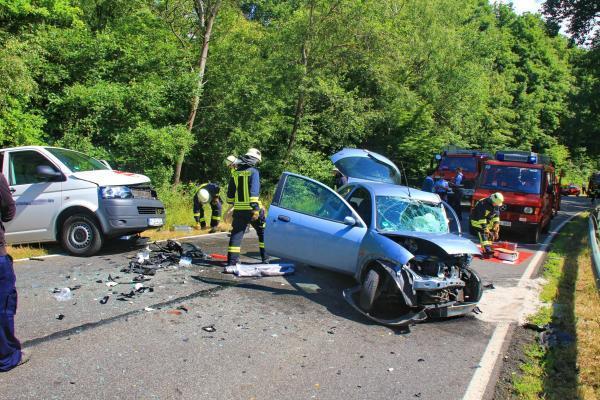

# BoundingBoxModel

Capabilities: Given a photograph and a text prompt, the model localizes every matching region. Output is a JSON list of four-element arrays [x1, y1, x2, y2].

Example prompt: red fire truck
[[471, 150, 561, 243], [433, 149, 491, 203]]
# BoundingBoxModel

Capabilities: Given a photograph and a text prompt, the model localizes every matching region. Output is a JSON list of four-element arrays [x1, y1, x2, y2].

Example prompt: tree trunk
[[173, 0, 221, 186], [284, 2, 314, 163]]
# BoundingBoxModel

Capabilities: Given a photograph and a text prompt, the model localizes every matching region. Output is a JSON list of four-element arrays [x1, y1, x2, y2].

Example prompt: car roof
[[0, 145, 49, 152], [349, 181, 441, 203]]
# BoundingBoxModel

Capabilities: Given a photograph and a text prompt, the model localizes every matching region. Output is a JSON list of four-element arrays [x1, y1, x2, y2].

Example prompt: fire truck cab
[[471, 150, 561, 243], [433, 149, 491, 203]]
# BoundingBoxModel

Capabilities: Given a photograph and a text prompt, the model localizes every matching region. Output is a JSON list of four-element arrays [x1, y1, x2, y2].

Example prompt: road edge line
[[462, 210, 583, 400]]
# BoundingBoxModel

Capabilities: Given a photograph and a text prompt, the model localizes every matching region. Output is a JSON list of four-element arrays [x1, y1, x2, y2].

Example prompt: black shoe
[[208, 227, 218, 233], [261, 257, 271, 264]]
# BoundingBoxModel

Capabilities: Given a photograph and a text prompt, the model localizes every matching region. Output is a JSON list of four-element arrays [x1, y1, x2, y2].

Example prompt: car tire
[[61, 214, 103, 256], [359, 269, 380, 312]]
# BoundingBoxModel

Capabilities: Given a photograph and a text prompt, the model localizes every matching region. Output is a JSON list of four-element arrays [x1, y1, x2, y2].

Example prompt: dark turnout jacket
[[0, 174, 16, 255]]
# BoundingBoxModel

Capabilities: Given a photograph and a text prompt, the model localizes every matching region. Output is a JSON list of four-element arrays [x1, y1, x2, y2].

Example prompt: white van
[[0, 146, 165, 256]]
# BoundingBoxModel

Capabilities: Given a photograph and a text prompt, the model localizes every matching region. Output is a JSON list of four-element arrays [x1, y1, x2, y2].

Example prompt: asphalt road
[[0, 196, 590, 400]]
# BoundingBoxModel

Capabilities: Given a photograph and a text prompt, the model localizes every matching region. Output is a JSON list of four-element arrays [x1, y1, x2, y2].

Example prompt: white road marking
[[462, 211, 583, 400]]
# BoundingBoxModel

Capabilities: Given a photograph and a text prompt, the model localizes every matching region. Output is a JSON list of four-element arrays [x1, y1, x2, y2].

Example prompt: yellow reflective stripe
[[193, 213, 200, 217], [211, 216, 221, 221], [249, 196, 259, 202], [471, 219, 486, 228], [259, 242, 265, 249], [228, 246, 241, 253], [226, 197, 234, 203], [490, 216, 500, 223], [244, 174, 250, 204], [198, 217, 206, 222], [234, 204, 252, 210]]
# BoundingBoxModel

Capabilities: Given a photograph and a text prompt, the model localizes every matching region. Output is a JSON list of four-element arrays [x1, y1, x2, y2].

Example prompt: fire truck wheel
[[527, 226, 540, 244]]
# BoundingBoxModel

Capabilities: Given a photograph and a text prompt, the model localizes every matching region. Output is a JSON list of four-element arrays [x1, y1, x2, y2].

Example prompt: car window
[[335, 156, 402, 185], [348, 188, 372, 227], [439, 157, 477, 173], [9, 150, 60, 186], [338, 185, 354, 198], [279, 175, 353, 223], [376, 196, 449, 233]]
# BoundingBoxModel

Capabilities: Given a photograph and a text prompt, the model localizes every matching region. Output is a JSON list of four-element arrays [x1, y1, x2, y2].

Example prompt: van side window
[[9, 151, 60, 186]]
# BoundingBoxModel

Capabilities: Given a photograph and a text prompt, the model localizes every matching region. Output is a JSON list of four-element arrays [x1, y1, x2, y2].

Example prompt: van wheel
[[61, 214, 103, 256], [359, 269, 380, 312]]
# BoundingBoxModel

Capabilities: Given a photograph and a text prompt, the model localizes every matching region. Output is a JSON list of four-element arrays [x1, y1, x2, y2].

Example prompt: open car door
[[331, 148, 402, 185], [265, 173, 367, 274]]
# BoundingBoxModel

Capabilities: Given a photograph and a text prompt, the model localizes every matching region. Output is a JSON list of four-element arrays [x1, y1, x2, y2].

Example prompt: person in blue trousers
[[0, 172, 29, 372]]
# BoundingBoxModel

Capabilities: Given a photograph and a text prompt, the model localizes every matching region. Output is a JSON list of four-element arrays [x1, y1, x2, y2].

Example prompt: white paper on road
[[229, 263, 295, 277]]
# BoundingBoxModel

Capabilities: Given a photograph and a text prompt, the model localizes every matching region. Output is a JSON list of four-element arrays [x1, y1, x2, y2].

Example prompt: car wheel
[[61, 214, 103, 256], [359, 269, 380, 312]]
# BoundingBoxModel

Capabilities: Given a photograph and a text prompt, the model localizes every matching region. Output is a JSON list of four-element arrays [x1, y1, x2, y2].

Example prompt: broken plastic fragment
[[55, 314, 65, 320], [179, 256, 192, 266], [144, 307, 155, 312], [53, 288, 73, 301], [202, 325, 216, 333], [106, 282, 118, 288], [99, 296, 109, 304]]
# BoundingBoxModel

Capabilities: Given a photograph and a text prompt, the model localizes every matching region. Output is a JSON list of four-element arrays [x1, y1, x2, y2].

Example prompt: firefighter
[[470, 192, 503, 259], [450, 167, 464, 220], [193, 182, 222, 233], [226, 148, 269, 267]]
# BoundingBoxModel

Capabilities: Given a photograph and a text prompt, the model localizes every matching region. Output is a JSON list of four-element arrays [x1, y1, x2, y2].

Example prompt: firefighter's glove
[[194, 223, 201, 231]]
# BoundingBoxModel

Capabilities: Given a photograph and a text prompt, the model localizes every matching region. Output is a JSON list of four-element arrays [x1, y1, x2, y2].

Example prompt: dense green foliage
[[0, 0, 597, 190]]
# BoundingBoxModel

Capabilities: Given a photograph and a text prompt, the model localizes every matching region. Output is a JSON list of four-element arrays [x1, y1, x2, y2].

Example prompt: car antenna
[[399, 160, 412, 199]]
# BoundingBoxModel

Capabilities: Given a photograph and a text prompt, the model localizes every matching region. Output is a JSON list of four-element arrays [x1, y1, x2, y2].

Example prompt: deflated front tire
[[359, 269, 380, 312]]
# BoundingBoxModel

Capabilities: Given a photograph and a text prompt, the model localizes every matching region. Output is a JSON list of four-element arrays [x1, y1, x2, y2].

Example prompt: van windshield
[[479, 164, 542, 195], [46, 148, 109, 172]]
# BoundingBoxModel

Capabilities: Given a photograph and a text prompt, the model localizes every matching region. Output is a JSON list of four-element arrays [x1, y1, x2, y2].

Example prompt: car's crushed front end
[[344, 233, 482, 325]]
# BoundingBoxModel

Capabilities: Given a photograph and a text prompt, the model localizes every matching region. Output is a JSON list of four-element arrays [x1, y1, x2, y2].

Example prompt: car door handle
[[277, 215, 290, 222]]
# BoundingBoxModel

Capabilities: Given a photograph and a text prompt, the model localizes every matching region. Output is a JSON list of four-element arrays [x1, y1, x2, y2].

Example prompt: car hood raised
[[71, 170, 151, 186], [379, 231, 481, 255]]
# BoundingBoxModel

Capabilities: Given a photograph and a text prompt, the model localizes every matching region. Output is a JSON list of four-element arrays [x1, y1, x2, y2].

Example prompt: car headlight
[[523, 207, 534, 214], [100, 186, 133, 199]]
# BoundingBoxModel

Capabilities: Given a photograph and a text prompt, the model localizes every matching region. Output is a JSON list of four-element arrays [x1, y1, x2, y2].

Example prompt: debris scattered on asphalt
[[176, 305, 188, 313], [417, 358, 425, 362], [202, 325, 216, 333], [53, 287, 73, 301], [472, 306, 483, 314], [105, 282, 118, 288], [29, 257, 45, 261], [167, 310, 183, 316], [327, 327, 336, 335], [95, 280, 103, 283], [55, 314, 65, 320], [387, 368, 394, 372], [99, 296, 109, 304], [144, 307, 155, 312], [484, 283, 495, 289]]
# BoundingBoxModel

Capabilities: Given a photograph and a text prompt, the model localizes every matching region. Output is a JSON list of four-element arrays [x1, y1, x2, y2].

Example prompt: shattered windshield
[[376, 196, 449, 233]]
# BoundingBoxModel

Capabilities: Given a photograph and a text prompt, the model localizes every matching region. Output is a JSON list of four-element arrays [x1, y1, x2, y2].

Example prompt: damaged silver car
[[264, 150, 482, 326]]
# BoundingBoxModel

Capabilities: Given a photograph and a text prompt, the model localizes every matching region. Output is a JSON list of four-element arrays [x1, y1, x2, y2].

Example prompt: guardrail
[[589, 205, 600, 290]]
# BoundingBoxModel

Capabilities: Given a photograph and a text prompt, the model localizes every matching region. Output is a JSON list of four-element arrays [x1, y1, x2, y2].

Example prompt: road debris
[[202, 325, 216, 333], [99, 296, 109, 304], [53, 288, 73, 301], [484, 283, 495, 289], [55, 314, 65, 320], [223, 263, 295, 277]]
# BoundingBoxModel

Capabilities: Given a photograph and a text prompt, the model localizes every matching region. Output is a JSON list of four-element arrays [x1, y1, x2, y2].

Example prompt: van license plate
[[148, 218, 164, 227], [499, 221, 511, 227]]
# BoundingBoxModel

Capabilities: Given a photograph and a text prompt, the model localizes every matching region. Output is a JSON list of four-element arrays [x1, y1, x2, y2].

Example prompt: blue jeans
[[0, 255, 21, 372]]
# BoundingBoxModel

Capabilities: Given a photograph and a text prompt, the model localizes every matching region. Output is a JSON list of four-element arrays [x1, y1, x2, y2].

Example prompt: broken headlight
[[100, 186, 133, 199]]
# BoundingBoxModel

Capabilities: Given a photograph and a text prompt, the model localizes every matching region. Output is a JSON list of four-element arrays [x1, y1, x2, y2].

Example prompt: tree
[[543, 0, 599, 46]]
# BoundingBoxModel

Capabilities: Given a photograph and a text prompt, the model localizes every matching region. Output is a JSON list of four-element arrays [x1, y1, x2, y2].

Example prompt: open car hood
[[379, 231, 481, 255], [72, 170, 151, 187], [331, 148, 402, 185]]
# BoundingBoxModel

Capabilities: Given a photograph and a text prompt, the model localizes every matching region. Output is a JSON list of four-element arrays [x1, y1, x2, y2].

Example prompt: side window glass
[[348, 188, 372, 227], [338, 185, 354, 199], [9, 151, 60, 186], [279, 175, 352, 223]]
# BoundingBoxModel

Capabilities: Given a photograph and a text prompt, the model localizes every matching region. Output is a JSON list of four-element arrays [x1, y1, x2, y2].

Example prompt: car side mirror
[[343, 216, 357, 226], [99, 159, 112, 169], [36, 165, 62, 180]]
